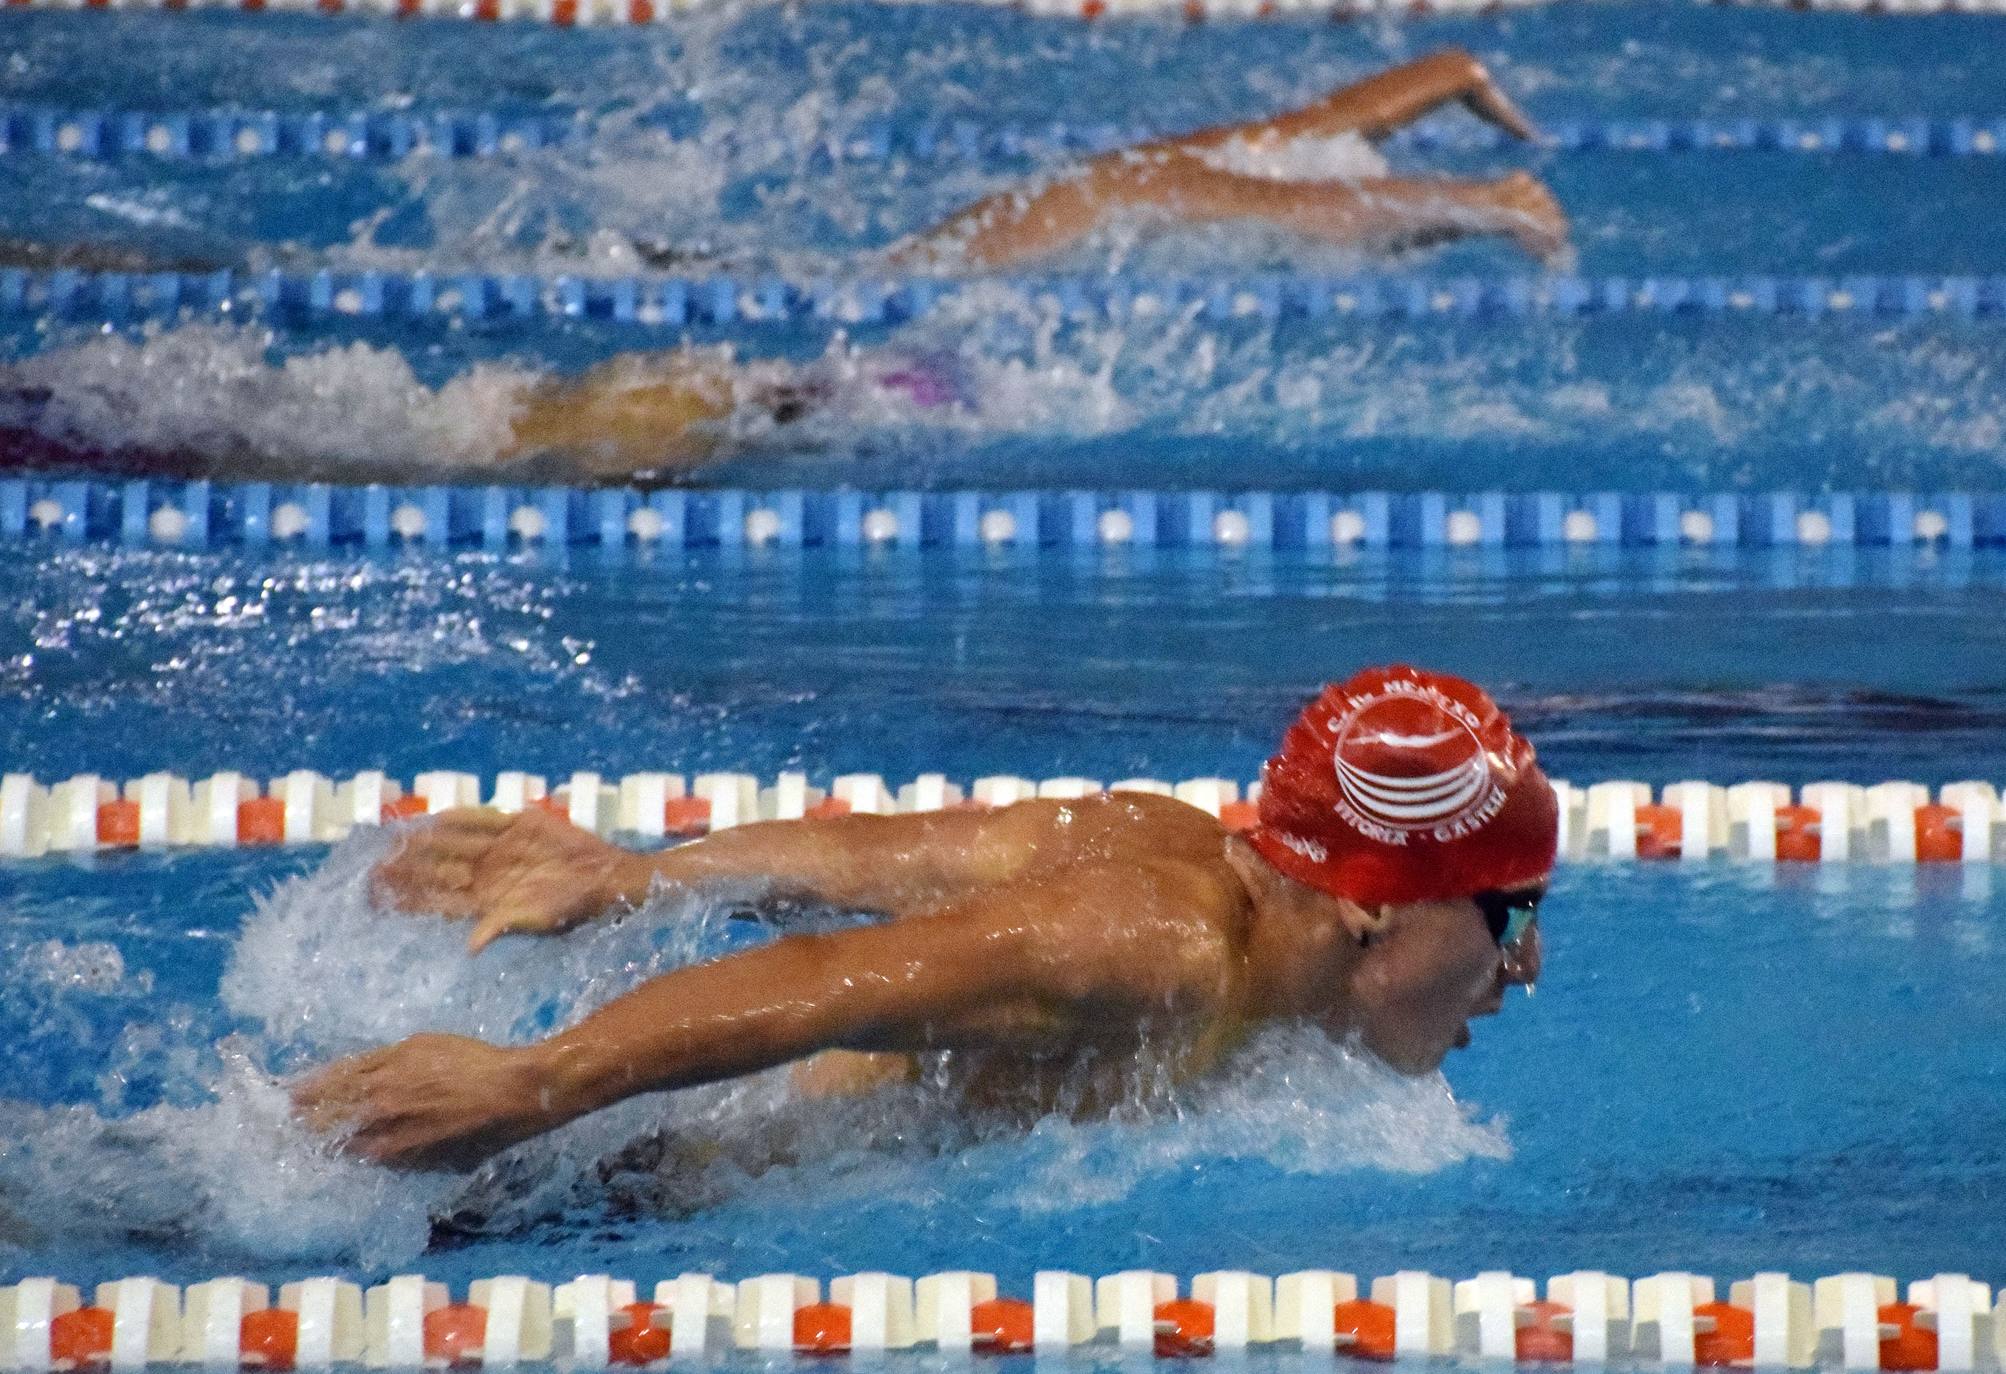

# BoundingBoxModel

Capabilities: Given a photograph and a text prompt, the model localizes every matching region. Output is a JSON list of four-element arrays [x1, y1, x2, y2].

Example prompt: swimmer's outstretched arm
[[377, 801, 1109, 951], [898, 159, 1569, 274], [892, 48, 1546, 272], [297, 857, 1241, 1170]]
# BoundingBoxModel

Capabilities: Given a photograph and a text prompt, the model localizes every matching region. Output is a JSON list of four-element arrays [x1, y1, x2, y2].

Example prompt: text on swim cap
[[1327, 681, 1508, 843]]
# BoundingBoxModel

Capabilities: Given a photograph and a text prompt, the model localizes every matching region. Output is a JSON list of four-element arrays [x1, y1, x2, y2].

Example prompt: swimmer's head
[[1247, 665, 1556, 1071]]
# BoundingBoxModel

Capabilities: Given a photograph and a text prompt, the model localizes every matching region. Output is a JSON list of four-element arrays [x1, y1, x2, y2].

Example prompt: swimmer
[[4, 48, 1559, 287], [894, 48, 1568, 271], [2, 52, 1562, 482], [295, 664, 1557, 1172], [0, 341, 963, 483], [488, 50, 1566, 475]]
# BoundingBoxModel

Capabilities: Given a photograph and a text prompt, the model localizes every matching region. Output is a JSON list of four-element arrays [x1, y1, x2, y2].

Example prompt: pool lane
[[4, 542, 2004, 787]]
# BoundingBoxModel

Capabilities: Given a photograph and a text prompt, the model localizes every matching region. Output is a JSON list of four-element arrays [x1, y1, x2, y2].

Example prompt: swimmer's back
[[908, 790, 1241, 890]]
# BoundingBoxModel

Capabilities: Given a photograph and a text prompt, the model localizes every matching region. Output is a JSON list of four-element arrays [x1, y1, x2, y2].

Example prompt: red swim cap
[[1247, 665, 1557, 906]]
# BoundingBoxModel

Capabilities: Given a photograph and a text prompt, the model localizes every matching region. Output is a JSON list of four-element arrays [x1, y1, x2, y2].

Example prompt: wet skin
[[294, 795, 1542, 1171]]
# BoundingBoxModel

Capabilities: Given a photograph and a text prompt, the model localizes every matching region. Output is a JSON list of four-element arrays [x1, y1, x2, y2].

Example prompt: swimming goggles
[[1473, 886, 1543, 982]]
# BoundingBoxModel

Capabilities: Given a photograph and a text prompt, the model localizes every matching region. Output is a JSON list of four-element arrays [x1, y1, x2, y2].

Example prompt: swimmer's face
[[1346, 886, 1543, 1075]]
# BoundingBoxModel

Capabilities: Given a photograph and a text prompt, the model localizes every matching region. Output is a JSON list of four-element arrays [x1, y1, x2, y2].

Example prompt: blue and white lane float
[[3, 104, 1998, 166], [0, 482, 1993, 552], [3, 267, 2005, 328]]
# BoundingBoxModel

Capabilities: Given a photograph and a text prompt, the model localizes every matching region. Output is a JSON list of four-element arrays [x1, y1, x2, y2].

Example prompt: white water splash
[[21, 939, 142, 995], [0, 1051, 438, 1266], [1198, 131, 1391, 184], [6, 325, 531, 472], [14, 305, 2006, 489], [0, 830, 1509, 1263]]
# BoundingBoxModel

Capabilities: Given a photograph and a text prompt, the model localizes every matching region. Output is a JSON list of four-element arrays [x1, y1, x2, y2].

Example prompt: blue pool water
[[6, 542, 2006, 785], [5, 4, 2006, 491], [3, 0, 2006, 1318], [4, 818, 2004, 1291], [2, 543, 2004, 1291]]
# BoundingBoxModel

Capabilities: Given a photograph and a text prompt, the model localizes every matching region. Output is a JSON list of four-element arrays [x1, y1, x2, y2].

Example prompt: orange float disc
[[1692, 1301, 1754, 1367], [381, 795, 429, 822], [1635, 804, 1683, 860], [792, 1303, 852, 1356], [1879, 1303, 1939, 1372], [608, 1302, 670, 1366], [1332, 1299, 1397, 1362], [238, 796, 286, 846], [1152, 1299, 1216, 1358], [805, 798, 853, 820], [970, 1297, 1036, 1354], [240, 1308, 300, 1371], [662, 796, 711, 836], [1218, 800, 1259, 833], [96, 799, 140, 847], [1914, 806, 1962, 863], [49, 1308, 115, 1369], [422, 1304, 488, 1366], [1775, 805, 1822, 862], [1516, 1300, 1575, 1363]]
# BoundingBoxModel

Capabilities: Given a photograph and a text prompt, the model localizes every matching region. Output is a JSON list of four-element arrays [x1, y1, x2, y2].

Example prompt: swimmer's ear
[[1334, 899, 1392, 949]]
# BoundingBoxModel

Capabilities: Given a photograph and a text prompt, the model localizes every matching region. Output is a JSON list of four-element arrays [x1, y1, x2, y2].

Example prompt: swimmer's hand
[[374, 808, 645, 953], [293, 1034, 558, 1171]]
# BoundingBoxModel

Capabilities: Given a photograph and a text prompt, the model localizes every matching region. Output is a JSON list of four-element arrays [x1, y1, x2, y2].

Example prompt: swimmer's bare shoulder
[[304, 795, 1255, 1168], [378, 789, 1240, 951]]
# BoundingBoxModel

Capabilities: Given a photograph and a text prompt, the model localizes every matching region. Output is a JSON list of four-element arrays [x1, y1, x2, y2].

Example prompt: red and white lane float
[[3, 766, 2006, 862], [2, 0, 2001, 24], [1, 768, 2000, 865], [1560, 778, 2001, 867], [1, 1270, 1999, 1367]]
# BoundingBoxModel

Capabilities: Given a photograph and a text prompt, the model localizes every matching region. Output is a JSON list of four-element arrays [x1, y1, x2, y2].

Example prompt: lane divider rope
[[0, 104, 587, 162], [0, 480, 1993, 552], [4, 104, 1999, 165], [2, 768, 2001, 864], [5, 268, 2005, 330], [1706, 0, 2006, 12], [0, 1268, 1995, 1366], [2, 0, 2003, 23], [0, 0, 1582, 25]]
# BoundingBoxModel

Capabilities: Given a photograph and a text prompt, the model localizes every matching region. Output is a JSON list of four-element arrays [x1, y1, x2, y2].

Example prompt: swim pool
[[3, 539, 2004, 1288], [5, 847, 2005, 1294], [7, 3, 2006, 491], [6, 536, 2006, 783], [5, 0, 2006, 1357]]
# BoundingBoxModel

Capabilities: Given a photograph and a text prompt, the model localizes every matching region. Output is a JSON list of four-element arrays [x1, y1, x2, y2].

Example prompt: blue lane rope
[[2, 103, 2001, 166], [3, 266, 2005, 326], [0, 478, 1995, 552], [0, 105, 589, 163]]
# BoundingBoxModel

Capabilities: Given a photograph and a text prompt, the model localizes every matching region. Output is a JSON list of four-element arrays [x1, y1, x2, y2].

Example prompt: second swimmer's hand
[[373, 807, 646, 952]]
